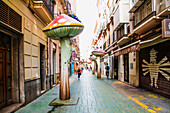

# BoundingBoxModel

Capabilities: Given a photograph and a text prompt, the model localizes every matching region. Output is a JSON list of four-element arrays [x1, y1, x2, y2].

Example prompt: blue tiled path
[[16, 70, 170, 113]]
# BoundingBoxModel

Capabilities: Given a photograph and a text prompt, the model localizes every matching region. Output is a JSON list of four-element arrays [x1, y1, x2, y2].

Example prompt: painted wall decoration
[[142, 48, 170, 88]]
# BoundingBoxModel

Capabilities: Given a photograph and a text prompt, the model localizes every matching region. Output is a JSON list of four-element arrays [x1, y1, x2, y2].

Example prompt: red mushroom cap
[[89, 55, 97, 61], [92, 48, 105, 56]]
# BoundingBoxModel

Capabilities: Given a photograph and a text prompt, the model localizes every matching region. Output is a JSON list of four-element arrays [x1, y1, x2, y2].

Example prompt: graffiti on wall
[[142, 48, 170, 88]]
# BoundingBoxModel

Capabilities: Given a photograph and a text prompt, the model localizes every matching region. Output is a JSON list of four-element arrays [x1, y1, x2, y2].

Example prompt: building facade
[[0, 0, 79, 110], [93, 0, 170, 98]]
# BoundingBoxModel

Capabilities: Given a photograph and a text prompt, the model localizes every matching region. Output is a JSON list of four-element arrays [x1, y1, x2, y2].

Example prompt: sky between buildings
[[76, 0, 98, 61]]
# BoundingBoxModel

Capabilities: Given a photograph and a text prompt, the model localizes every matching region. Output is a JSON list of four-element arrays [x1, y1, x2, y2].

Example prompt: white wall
[[114, 0, 129, 30]]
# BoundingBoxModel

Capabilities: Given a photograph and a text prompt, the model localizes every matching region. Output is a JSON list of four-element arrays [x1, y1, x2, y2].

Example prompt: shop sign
[[162, 19, 170, 38], [114, 44, 140, 56]]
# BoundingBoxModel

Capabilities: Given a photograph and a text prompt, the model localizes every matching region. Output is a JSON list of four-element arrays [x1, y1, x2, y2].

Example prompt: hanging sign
[[162, 19, 170, 38]]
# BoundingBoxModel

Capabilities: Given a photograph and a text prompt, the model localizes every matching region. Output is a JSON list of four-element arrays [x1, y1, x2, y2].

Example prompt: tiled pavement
[[16, 70, 170, 113]]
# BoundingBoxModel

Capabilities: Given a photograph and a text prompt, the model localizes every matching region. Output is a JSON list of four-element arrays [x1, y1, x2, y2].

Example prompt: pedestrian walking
[[105, 63, 110, 79], [78, 67, 82, 79]]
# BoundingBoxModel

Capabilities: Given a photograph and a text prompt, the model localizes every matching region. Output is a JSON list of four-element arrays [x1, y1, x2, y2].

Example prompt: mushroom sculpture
[[43, 14, 84, 101], [92, 49, 105, 78], [79, 60, 85, 64], [87, 61, 91, 71], [89, 55, 97, 75], [79, 60, 85, 70], [87, 61, 91, 64]]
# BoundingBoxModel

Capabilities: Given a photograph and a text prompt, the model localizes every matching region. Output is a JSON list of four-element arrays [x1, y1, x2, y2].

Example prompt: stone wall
[[24, 79, 41, 104]]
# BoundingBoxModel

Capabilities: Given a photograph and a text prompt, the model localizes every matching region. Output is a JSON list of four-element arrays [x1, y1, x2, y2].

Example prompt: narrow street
[[16, 70, 170, 113], [0, 0, 170, 113]]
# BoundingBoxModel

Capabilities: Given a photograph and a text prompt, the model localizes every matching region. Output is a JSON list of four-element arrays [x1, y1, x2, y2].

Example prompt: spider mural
[[142, 48, 170, 88]]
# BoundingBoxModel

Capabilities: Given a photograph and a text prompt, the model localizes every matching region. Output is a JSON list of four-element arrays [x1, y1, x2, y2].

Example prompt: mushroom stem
[[97, 56, 101, 78], [92, 61, 95, 75], [60, 37, 71, 100]]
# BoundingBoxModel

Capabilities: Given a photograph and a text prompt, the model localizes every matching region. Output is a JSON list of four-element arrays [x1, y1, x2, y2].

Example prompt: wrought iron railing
[[22, 0, 54, 18], [36, 0, 54, 18], [64, 0, 71, 14], [134, 11, 156, 29], [156, 0, 167, 14]]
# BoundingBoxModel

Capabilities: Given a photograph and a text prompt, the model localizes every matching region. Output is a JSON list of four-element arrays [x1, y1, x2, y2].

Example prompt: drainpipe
[[47, 38, 49, 88], [152, 0, 156, 12], [49, 39, 52, 88]]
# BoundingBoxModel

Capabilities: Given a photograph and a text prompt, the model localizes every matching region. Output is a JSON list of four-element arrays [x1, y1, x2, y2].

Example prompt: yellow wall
[[129, 51, 139, 87], [3, 0, 48, 80]]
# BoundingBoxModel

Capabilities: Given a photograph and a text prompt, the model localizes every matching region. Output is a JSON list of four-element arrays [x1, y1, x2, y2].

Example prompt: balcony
[[117, 24, 129, 45], [113, 0, 129, 31], [134, 11, 156, 29], [129, 17, 161, 37], [109, 0, 115, 18], [117, 36, 130, 45], [156, 0, 170, 17], [32, 0, 55, 24], [129, 0, 144, 13], [65, 0, 71, 14]]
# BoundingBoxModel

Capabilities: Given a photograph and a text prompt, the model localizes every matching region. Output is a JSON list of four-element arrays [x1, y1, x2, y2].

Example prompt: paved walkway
[[16, 70, 170, 113]]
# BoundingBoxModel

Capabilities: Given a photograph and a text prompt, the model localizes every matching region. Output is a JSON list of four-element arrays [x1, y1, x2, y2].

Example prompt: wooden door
[[114, 57, 118, 79], [0, 49, 6, 108]]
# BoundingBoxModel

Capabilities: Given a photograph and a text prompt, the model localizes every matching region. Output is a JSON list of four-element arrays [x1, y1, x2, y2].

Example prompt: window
[[117, 25, 124, 40], [146, 0, 152, 15], [103, 42, 106, 50], [108, 35, 110, 46], [112, 32, 115, 42], [135, 10, 140, 25]]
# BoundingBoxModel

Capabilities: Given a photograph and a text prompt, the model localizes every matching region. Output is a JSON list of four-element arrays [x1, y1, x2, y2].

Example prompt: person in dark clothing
[[105, 63, 110, 79], [78, 67, 81, 79]]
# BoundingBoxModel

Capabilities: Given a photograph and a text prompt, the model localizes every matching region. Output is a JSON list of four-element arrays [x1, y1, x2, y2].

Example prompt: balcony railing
[[22, 0, 54, 18], [65, 0, 71, 14], [156, 0, 169, 14], [134, 11, 156, 29], [36, 0, 54, 18]]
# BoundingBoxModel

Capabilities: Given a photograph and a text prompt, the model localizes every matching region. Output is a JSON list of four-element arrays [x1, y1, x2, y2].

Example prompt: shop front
[[0, 0, 24, 108], [139, 40, 170, 98], [114, 44, 140, 83]]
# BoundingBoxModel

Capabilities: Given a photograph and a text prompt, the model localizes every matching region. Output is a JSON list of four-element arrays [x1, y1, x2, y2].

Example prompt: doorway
[[40, 43, 46, 91], [0, 33, 12, 108], [52, 49, 56, 85], [114, 56, 118, 79], [124, 53, 129, 82], [0, 49, 6, 108]]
